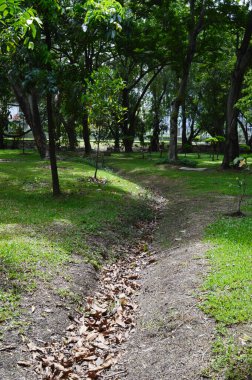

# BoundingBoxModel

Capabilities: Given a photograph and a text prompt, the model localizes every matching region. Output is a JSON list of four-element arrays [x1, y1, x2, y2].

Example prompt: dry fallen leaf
[[31, 305, 36, 313], [17, 361, 31, 367], [29, 215, 157, 379]]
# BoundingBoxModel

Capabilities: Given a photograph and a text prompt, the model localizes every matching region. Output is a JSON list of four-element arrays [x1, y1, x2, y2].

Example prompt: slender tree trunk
[[181, 102, 188, 151], [222, 80, 242, 168], [61, 117, 77, 151], [122, 68, 163, 153], [169, 99, 180, 160], [0, 131, 4, 149], [168, 3, 205, 161], [94, 126, 101, 179], [248, 134, 252, 149], [150, 83, 167, 152], [83, 110, 92, 155], [238, 118, 249, 145], [121, 88, 133, 152], [45, 24, 60, 196], [114, 124, 120, 152], [150, 115, 160, 152], [47, 93, 60, 195], [222, 11, 252, 168], [66, 126, 77, 151], [11, 82, 47, 158]]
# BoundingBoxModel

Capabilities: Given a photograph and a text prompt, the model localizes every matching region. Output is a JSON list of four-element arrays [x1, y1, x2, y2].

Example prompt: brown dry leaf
[[119, 294, 128, 307], [82, 355, 97, 362], [92, 342, 109, 350], [66, 336, 79, 344], [86, 332, 99, 342], [69, 375, 81, 380], [114, 317, 126, 328], [90, 357, 114, 373], [86, 372, 100, 379], [97, 333, 106, 343], [75, 338, 84, 348], [66, 324, 76, 331], [31, 305, 36, 313], [52, 363, 67, 372], [17, 361, 31, 367], [79, 324, 88, 335], [27, 342, 45, 353], [91, 304, 107, 314]]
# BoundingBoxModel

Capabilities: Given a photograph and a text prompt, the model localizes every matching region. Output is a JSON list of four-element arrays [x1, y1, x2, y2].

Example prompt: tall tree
[[168, 0, 205, 161], [222, 8, 252, 168]]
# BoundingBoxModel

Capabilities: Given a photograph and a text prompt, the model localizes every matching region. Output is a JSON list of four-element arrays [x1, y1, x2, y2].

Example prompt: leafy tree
[[84, 66, 125, 178], [0, 0, 41, 51], [222, 5, 252, 168], [168, 0, 206, 162]]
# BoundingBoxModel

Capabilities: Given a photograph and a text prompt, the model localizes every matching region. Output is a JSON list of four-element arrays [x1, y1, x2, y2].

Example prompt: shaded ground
[[0, 258, 98, 380]]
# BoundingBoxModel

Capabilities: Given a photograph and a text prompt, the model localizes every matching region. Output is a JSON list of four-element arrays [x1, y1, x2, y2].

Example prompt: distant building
[[8, 103, 32, 136]]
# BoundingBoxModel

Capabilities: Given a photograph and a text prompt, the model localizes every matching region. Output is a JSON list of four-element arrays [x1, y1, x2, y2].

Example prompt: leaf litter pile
[[23, 217, 159, 380]]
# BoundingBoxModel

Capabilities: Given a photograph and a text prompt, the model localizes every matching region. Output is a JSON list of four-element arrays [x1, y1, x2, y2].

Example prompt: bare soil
[[0, 259, 98, 380]]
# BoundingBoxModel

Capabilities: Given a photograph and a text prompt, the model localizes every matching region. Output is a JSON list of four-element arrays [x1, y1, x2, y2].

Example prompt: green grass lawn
[[0, 150, 151, 325]]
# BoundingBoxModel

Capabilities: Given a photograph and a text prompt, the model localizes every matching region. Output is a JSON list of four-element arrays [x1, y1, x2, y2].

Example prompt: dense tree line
[[1, 0, 252, 193]]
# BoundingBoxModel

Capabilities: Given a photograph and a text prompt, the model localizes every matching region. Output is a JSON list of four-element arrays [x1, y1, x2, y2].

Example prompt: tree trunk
[[47, 93, 61, 196], [123, 137, 134, 153], [150, 82, 167, 152], [114, 124, 120, 152], [62, 118, 77, 151], [0, 131, 4, 149], [83, 110, 92, 155], [168, 4, 205, 161], [169, 99, 180, 160], [222, 11, 252, 168], [238, 118, 249, 145], [181, 102, 188, 151], [150, 115, 160, 152], [11, 82, 47, 159], [122, 68, 163, 153], [45, 23, 60, 196], [121, 88, 133, 152], [66, 124, 77, 151], [248, 134, 252, 149]]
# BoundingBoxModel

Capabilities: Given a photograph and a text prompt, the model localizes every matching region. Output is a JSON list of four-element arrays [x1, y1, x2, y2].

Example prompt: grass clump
[[155, 157, 198, 167]]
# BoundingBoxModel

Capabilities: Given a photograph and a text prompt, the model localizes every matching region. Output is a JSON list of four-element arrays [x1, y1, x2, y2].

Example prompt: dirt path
[[107, 178, 231, 380]]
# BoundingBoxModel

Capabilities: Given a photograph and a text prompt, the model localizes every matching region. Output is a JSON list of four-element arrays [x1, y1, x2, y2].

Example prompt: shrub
[[156, 157, 197, 167]]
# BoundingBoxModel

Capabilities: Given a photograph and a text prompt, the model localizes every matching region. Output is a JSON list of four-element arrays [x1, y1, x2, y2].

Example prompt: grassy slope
[[0, 150, 151, 325], [106, 152, 252, 379]]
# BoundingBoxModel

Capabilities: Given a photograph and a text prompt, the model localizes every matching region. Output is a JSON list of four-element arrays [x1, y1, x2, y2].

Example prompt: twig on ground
[[0, 345, 16, 351]]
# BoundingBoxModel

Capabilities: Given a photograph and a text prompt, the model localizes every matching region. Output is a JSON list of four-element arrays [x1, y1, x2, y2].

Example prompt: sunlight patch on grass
[[202, 216, 252, 324]]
